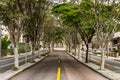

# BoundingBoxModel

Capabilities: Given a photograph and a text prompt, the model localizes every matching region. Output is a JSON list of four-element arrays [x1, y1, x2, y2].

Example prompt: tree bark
[[38, 46, 41, 58], [78, 45, 80, 59], [48, 43, 51, 52], [0, 35, 1, 57], [74, 47, 77, 56], [66, 45, 68, 52], [68, 44, 71, 53], [51, 42, 54, 52], [31, 42, 35, 62], [31, 47, 35, 62], [78, 44, 82, 60], [100, 45, 105, 70], [13, 44, 19, 68], [85, 44, 89, 63]]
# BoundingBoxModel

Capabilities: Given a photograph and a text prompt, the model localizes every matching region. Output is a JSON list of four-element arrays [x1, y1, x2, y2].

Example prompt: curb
[[7, 54, 49, 80], [67, 53, 111, 80]]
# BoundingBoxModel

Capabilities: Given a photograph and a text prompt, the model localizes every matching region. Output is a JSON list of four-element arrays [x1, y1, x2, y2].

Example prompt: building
[[112, 32, 120, 50]]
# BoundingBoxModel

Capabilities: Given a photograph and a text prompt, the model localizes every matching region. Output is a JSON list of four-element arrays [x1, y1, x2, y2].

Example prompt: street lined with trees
[[0, 0, 50, 69], [0, 0, 120, 78], [52, 0, 120, 70]]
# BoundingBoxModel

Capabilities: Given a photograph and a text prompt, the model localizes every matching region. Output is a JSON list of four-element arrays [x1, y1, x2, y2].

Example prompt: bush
[[117, 49, 120, 53], [1, 42, 31, 57], [1, 35, 11, 49], [7, 49, 14, 55], [109, 49, 120, 57], [93, 52, 101, 55], [112, 50, 118, 53], [1, 49, 14, 56], [18, 43, 31, 53], [18, 49, 26, 53], [112, 49, 120, 54], [1, 49, 7, 56]]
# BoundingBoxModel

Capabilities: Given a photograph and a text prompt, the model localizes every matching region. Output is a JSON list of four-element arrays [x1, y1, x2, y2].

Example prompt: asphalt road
[[10, 51, 108, 80], [0, 50, 47, 73]]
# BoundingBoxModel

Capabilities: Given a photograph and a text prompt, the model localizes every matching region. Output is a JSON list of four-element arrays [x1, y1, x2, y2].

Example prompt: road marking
[[56, 67, 61, 80], [57, 57, 61, 80], [58, 59, 61, 63]]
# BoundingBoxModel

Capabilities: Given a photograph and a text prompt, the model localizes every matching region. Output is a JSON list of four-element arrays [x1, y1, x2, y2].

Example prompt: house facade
[[111, 32, 120, 50]]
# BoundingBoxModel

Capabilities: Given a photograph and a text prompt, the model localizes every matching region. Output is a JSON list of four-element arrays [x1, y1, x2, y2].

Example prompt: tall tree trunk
[[48, 43, 51, 52], [85, 44, 89, 63], [0, 22, 2, 57], [78, 45, 81, 59], [13, 44, 19, 69], [106, 47, 109, 58], [68, 44, 71, 53], [37, 40, 41, 58], [100, 45, 105, 70], [38, 46, 41, 58], [0, 35, 1, 57], [31, 42, 35, 62], [105, 42, 109, 58], [66, 45, 68, 52], [52, 42, 54, 52], [74, 47, 77, 56], [31, 47, 35, 62]]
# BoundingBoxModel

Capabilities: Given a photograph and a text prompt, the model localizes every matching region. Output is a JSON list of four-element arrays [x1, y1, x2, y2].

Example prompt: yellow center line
[[56, 67, 61, 80], [57, 57, 61, 80], [58, 59, 61, 63]]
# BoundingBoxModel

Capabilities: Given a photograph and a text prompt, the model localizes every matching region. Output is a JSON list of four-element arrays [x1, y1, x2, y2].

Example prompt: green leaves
[[52, 3, 82, 26], [9, 13, 24, 18], [52, 3, 72, 14], [82, 24, 90, 30], [52, 0, 95, 46], [55, 27, 65, 43], [1, 35, 11, 49]]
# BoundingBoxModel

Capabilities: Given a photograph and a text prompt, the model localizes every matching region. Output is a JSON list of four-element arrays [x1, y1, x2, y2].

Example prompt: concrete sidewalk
[[69, 53, 120, 80]]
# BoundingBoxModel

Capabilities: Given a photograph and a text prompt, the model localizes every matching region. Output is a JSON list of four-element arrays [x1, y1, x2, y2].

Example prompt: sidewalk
[[69, 53, 120, 80], [0, 55, 48, 80]]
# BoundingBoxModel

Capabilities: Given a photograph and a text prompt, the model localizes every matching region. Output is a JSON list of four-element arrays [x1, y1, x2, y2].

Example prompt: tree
[[55, 27, 65, 43], [52, 1, 95, 63], [42, 15, 56, 52], [52, 0, 120, 69], [0, 0, 27, 69], [24, 0, 49, 62], [64, 26, 73, 53], [91, 0, 120, 70]]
